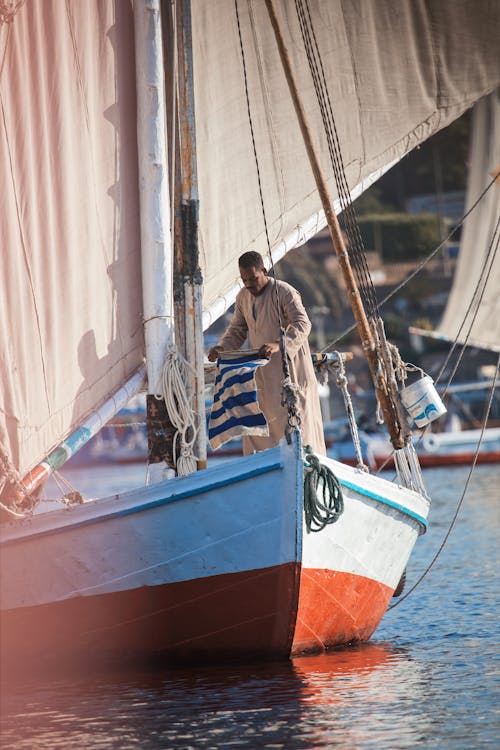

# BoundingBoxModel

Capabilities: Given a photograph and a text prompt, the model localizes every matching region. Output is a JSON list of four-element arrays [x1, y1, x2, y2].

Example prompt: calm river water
[[1, 462, 498, 749]]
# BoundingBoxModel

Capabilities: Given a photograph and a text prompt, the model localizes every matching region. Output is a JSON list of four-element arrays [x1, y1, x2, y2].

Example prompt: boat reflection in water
[[1, 642, 428, 750]]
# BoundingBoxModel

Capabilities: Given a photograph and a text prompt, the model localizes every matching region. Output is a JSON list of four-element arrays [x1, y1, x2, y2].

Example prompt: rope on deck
[[303, 448, 344, 533]]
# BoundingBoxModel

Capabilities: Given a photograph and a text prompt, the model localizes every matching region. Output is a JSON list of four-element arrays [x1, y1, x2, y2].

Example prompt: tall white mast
[[134, 0, 175, 481]]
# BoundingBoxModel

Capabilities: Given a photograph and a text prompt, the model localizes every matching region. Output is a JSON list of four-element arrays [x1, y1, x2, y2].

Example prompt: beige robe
[[217, 278, 326, 455]]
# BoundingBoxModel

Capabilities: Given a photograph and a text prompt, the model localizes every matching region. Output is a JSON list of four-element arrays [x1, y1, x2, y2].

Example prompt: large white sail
[[1, 0, 499, 478], [192, 0, 500, 314], [0, 1, 144, 477], [436, 91, 500, 352]]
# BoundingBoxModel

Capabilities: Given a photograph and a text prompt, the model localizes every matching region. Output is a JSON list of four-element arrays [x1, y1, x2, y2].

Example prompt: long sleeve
[[280, 285, 311, 359], [217, 295, 248, 351]]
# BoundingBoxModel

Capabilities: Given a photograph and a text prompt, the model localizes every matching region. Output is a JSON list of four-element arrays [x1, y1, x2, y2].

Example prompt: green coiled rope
[[303, 448, 344, 533]]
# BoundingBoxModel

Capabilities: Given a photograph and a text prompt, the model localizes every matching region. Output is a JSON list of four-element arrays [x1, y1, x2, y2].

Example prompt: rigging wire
[[234, 0, 300, 430], [324, 173, 499, 351], [294, 0, 379, 320], [435, 216, 499, 388], [388, 350, 500, 610], [293, 0, 422, 479], [374, 217, 499, 476], [234, 0, 280, 313]]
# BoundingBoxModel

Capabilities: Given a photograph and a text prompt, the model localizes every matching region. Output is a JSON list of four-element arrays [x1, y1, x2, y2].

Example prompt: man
[[208, 251, 326, 455]]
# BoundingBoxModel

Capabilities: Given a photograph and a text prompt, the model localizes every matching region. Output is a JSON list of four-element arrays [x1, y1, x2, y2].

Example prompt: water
[[1, 464, 498, 749]]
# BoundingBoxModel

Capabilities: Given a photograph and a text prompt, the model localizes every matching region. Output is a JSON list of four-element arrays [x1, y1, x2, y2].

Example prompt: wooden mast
[[264, 0, 404, 450], [173, 0, 207, 469]]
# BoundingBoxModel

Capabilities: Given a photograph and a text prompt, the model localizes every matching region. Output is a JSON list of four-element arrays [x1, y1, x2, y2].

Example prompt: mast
[[173, 0, 207, 469], [264, 0, 404, 450], [134, 0, 176, 479]]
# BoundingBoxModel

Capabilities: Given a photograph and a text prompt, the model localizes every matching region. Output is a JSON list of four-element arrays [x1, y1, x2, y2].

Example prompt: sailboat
[[0, 0, 498, 671]]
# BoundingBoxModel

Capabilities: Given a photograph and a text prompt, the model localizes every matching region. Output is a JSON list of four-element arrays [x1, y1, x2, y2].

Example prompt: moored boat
[[0, 0, 497, 673], [0, 432, 427, 671]]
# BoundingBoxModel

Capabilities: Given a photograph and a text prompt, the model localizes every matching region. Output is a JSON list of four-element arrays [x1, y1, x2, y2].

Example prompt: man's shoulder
[[274, 278, 300, 298], [273, 278, 294, 290]]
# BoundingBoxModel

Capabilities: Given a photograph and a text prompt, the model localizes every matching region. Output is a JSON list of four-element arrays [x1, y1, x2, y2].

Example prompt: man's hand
[[208, 345, 223, 362], [258, 342, 280, 358]]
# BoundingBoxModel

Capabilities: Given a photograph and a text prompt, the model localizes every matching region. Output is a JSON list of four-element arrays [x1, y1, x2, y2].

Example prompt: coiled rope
[[158, 348, 198, 476], [0, 444, 32, 517], [303, 447, 344, 532]]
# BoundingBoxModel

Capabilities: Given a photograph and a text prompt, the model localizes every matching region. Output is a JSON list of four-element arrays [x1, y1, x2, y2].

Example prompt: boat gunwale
[[1, 448, 429, 545], [0, 455, 284, 545]]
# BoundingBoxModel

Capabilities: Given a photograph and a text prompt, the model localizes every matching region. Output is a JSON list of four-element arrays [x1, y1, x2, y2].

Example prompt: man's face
[[240, 265, 268, 296]]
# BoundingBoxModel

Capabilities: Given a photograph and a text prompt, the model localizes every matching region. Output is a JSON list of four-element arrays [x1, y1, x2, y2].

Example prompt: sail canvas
[[0, 1, 144, 477], [436, 91, 500, 352], [0, 0, 499, 479], [192, 0, 500, 320]]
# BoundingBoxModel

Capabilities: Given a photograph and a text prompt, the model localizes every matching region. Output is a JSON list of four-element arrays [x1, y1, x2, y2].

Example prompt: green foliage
[[351, 186, 397, 216], [357, 212, 442, 261]]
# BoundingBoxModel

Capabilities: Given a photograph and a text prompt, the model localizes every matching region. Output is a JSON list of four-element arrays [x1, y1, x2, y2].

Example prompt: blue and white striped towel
[[208, 350, 270, 451]]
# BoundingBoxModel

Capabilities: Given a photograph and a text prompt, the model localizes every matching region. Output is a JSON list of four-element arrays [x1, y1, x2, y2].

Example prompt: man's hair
[[238, 251, 265, 270]]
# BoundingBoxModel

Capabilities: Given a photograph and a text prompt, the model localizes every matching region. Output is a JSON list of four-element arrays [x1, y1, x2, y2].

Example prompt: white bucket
[[400, 375, 447, 428]]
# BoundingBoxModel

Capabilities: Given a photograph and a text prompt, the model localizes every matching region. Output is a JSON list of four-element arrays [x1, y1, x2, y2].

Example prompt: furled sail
[[193, 0, 500, 322], [434, 91, 500, 352], [0, 1, 144, 477]]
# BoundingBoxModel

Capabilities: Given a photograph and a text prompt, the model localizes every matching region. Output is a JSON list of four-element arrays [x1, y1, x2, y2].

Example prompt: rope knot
[[281, 376, 301, 428]]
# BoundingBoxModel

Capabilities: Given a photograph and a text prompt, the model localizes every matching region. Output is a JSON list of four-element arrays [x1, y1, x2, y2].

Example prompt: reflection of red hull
[[292, 641, 395, 678]]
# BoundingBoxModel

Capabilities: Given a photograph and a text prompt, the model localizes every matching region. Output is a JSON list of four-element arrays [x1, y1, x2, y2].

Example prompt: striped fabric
[[208, 350, 269, 450]]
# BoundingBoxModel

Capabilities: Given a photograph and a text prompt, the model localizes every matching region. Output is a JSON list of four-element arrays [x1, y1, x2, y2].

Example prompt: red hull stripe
[[340, 451, 500, 470], [1, 565, 392, 669], [1, 563, 300, 669], [293, 568, 393, 654]]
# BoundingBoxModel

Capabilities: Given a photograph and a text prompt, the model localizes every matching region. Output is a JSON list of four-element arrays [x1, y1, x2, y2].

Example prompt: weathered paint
[[293, 568, 393, 654], [1, 563, 300, 671]]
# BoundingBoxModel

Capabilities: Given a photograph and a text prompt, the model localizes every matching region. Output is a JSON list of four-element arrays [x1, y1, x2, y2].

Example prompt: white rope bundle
[[157, 348, 198, 476]]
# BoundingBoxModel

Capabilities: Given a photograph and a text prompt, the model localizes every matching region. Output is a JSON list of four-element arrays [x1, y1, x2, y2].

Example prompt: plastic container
[[400, 375, 447, 428]]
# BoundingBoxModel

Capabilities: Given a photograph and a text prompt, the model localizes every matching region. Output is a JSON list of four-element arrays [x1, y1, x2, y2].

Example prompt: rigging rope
[[0, 443, 34, 516], [294, 0, 379, 320], [234, 0, 300, 434], [435, 215, 499, 388], [51, 470, 83, 505], [303, 447, 344, 532], [388, 350, 500, 609], [328, 352, 368, 471], [325, 174, 499, 351], [294, 0, 420, 482]]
